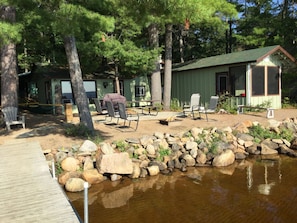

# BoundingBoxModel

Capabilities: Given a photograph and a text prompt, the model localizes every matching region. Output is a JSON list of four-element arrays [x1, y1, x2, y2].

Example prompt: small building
[[172, 45, 297, 109], [19, 66, 152, 114]]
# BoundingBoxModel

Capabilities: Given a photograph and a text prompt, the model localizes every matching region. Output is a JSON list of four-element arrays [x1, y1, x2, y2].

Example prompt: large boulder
[[147, 165, 160, 176], [61, 157, 80, 172], [260, 142, 278, 155], [96, 152, 133, 174], [79, 140, 97, 152], [58, 171, 81, 185], [65, 178, 87, 192], [82, 169, 106, 184], [212, 149, 235, 167]]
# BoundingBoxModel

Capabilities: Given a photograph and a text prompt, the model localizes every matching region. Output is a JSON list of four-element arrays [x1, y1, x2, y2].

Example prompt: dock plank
[[0, 141, 81, 223]]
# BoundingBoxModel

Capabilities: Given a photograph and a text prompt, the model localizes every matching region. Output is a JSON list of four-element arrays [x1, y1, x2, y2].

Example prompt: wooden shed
[[172, 45, 296, 109]]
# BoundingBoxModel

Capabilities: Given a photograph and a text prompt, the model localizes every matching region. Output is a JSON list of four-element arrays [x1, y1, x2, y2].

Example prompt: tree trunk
[[63, 35, 94, 132], [114, 61, 121, 94], [148, 23, 162, 106], [179, 25, 184, 63], [163, 23, 173, 110], [1, 6, 18, 108]]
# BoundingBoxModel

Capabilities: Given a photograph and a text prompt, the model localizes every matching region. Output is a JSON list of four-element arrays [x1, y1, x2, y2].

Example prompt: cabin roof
[[173, 45, 296, 72]]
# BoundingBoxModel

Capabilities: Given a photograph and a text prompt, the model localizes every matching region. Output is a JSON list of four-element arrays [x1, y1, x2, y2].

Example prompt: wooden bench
[[237, 105, 274, 118]]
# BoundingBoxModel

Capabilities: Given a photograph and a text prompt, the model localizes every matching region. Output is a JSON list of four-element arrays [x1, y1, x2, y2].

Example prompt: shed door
[[216, 72, 229, 95]]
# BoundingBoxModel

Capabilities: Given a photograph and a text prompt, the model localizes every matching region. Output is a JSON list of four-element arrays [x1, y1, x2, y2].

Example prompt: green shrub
[[279, 127, 294, 142], [157, 146, 171, 161], [170, 98, 181, 111], [115, 140, 128, 152], [248, 124, 275, 141], [65, 123, 93, 138], [218, 94, 237, 114]]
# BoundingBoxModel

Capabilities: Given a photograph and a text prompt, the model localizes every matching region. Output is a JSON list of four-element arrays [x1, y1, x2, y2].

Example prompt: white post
[[51, 161, 56, 179], [84, 182, 89, 223]]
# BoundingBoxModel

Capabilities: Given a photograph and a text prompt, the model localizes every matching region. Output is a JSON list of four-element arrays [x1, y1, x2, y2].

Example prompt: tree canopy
[[1, 0, 297, 111]]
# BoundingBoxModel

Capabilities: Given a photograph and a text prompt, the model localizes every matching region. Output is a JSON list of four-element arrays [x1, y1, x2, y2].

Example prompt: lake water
[[67, 155, 297, 223]]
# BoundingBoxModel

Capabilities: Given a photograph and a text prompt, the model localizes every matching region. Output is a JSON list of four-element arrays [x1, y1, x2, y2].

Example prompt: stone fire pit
[[159, 116, 182, 126]]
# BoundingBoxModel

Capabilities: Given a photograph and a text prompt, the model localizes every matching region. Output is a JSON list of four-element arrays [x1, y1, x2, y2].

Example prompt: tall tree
[[0, 5, 22, 108], [148, 23, 162, 106], [163, 23, 173, 110], [122, 0, 164, 106], [161, 0, 237, 109], [53, 2, 114, 131]]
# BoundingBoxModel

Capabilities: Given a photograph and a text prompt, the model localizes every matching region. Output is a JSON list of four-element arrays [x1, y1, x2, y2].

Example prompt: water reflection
[[67, 156, 297, 223], [244, 156, 282, 195]]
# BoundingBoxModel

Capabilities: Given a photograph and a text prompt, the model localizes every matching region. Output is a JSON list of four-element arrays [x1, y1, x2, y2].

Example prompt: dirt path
[[0, 108, 296, 151]]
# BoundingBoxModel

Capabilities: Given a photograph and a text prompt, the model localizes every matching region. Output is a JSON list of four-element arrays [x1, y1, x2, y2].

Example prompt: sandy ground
[[0, 108, 296, 151]]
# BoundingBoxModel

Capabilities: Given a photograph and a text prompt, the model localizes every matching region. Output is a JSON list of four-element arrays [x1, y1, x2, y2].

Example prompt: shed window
[[267, 67, 279, 95], [252, 66, 265, 96]]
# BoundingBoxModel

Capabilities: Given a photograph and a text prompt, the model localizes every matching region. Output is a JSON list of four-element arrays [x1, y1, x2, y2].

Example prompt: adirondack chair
[[2, 106, 25, 131]]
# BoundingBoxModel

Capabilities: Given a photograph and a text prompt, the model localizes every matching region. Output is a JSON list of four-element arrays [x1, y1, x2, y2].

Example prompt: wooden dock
[[0, 140, 81, 223]]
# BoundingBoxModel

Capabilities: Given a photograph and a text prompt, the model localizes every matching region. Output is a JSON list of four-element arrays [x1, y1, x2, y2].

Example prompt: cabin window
[[135, 85, 145, 97], [267, 67, 279, 95], [83, 81, 97, 99], [61, 80, 96, 104], [252, 66, 265, 96]]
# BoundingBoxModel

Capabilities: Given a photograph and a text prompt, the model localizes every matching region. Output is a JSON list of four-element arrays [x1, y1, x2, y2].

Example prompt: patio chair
[[92, 98, 107, 115], [198, 96, 219, 121], [105, 100, 120, 125], [182, 93, 200, 119], [118, 102, 139, 131], [2, 106, 25, 131]]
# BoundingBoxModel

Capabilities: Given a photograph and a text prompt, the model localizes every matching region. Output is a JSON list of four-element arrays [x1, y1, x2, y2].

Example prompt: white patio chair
[[182, 93, 200, 119], [198, 96, 219, 121]]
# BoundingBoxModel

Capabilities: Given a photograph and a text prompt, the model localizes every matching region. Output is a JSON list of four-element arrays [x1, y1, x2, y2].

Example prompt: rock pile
[[44, 117, 297, 192]]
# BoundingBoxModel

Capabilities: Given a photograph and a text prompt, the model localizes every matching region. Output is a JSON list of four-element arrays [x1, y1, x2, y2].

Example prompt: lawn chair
[[183, 93, 200, 119], [198, 96, 219, 121], [2, 106, 25, 131], [92, 98, 107, 115], [118, 102, 139, 131], [105, 100, 120, 124]]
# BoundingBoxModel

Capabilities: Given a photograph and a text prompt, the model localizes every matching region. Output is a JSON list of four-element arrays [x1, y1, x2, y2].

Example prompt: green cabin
[[19, 67, 152, 114], [172, 45, 297, 109]]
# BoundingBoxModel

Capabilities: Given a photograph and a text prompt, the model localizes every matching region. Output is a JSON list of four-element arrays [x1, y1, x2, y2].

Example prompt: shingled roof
[[173, 45, 296, 72]]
